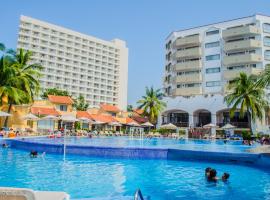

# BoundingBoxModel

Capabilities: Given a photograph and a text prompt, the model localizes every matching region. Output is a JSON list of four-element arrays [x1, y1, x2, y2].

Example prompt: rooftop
[[48, 95, 74, 105]]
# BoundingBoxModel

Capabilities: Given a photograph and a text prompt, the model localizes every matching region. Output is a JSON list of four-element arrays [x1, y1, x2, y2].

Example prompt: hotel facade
[[17, 15, 128, 110], [162, 14, 270, 132]]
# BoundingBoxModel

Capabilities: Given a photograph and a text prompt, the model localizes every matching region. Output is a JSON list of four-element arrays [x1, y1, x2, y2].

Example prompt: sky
[[1, 0, 270, 107]]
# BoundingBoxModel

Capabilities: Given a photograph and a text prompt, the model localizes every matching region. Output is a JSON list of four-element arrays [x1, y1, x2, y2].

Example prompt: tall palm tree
[[137, 86, 166, 126], [256, 64, 270, 88], [224, 72, 268, 133], [0, 48, 42, 126]]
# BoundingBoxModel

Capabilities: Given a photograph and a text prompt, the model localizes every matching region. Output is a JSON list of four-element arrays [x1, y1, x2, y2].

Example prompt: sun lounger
[[0, 187, 70, 200]]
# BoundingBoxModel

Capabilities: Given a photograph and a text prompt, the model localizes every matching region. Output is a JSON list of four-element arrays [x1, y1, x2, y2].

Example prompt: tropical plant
[[73, 95, 89, 111], [224, 72, 268, 133], [127, 104, 133, 112], [256, 64, 270, 88], [41, 87, 70, 99], [137, 86, 166, 126], [0, 46, 42, 126]]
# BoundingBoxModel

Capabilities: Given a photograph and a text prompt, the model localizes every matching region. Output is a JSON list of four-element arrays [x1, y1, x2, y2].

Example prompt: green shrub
[[242, 130, 252, 140]]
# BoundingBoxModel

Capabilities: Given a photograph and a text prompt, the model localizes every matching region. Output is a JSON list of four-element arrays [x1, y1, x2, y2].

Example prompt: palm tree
[[256, 64, 270, 88], [137, 86, 166, 126], [127, 104, 133, 112], [41, 88, 70, 99], [224, 72, 268, 133], [0, 48, 42, 126], [73, 95, 89, 111]]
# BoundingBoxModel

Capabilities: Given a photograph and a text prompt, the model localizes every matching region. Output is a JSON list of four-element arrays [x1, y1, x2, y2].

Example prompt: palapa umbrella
[[109, 121, 122, 126], [141, 122, 154, 127], [160, 123, 177, 130], [203, 123, 219, 128], [127, 121, 140, 127], [222, 123, 236, 129]]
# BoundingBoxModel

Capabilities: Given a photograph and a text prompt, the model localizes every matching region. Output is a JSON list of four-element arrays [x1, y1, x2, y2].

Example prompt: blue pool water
[[0, 148, 270, 199], [21, 136, 255, 153]]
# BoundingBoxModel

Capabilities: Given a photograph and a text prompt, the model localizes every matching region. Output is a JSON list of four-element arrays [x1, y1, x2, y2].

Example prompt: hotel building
[[17, 15, 128, 110], [162, 14, 270, 131]]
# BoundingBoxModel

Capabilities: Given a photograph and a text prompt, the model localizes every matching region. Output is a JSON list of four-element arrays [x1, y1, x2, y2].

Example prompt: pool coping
[[3, 138, 270, 169]]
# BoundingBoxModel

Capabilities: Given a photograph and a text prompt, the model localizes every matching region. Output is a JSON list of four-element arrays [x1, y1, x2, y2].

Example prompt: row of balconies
[[173, 25, 261, 47], [173, 87, 202, 96], [174, 73, 202, 83]]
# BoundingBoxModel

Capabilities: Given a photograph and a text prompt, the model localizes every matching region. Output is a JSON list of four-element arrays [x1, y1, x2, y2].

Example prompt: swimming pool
[[0, 148, 269, 200], [18, 136, 255, 153]]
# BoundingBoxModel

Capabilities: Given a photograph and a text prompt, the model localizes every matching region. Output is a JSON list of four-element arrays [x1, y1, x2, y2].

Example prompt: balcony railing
[[174, 60, 202, 71], [223, 54, 262, 66], [224, 39, 261, 52], [174, 34, 200, 47], [173, 47, 202, 59], [223, 25, 261, 38]]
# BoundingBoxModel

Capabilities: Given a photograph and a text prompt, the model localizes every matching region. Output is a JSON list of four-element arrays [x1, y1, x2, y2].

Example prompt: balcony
[[223, 25, 261, 38], [174, 60, 202, 71], [223, 67, 263, 80], [223, 54, 262, 66], [224, 39, 261, 52], [174, 34, 200, 47], [173, 87, 202, 96], [174, 47, 202, 59], [175, 74, 202, 83]]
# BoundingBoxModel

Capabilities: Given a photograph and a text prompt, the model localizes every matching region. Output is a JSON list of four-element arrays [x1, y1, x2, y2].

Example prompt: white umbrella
[[222, 123, 236, 129], [22, 113, 39, 120], [141, 121, 154, 127], [127, 121, 140, 127], [41, 115, 59, 120], [61, 115, 78, 122], [92, 120, 106, 125], [109, 121, 122, 126], [160, 123, 177, 130], [78, 117, 91, 123], [0, 111, 11, 117], [203, 123, 218, 128]]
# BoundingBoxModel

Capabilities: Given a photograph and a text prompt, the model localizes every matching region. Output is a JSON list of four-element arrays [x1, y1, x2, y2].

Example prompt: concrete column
[[211, 113, 217, 137], [189, 113, 194, 128]]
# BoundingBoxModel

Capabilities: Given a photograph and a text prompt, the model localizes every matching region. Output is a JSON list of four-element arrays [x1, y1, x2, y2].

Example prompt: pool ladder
[[134, 189, 145, 200]]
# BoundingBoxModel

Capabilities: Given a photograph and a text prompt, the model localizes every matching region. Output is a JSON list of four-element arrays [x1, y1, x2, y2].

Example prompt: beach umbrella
[[109, 121, 122, 126], [78, 117, 91, 123], [141, 122, 154, 127], [127, 121, 140, 127], [0, 111, 11, 117], [203, 123, 218, 128], [22, 113, 39, 120], [160, 123, 177, 130], [61, 115, 78, 122], [41, 115, 59, 120], [222, 123, 236, 129]]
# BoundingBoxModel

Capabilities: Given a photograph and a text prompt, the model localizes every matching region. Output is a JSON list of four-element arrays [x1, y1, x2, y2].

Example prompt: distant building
[[162, 14, 270, 131], [17, 15, 128, 110]]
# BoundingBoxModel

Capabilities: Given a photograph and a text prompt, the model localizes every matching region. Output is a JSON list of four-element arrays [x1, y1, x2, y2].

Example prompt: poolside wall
[[5, 139, 270, 169]]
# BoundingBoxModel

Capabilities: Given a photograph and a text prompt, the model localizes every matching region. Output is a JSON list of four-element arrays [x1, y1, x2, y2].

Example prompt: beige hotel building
[[17, 15, 128, 110]]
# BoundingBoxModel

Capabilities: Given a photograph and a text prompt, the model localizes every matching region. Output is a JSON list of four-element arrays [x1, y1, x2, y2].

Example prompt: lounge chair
[[0, 187, 70, 200]]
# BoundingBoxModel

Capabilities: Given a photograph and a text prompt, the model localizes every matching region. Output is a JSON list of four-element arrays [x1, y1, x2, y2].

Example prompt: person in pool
[[205, 167, 212, 178], [30, 150, 38, 158], [222, 172, 230, 181], [208, 169, 218, 182]]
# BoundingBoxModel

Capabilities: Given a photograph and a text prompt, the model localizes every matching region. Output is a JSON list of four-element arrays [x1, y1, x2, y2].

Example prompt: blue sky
[[1, 0, 270, 106]]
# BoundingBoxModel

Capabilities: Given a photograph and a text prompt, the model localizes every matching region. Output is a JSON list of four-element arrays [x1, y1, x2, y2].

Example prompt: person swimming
[[205, 167, 212, 178], [208, 169, 218, 182], [222, 172, 230, 181], [2, 143, 8, 148], [30, 150, 38, 158]]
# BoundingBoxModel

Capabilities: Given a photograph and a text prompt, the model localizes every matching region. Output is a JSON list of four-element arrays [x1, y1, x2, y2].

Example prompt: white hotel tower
[[162, 14, 270, 131], [17, 15, 128, 110]]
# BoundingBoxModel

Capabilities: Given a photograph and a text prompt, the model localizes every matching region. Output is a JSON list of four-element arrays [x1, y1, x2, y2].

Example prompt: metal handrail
[[134, 189, 144, 200]]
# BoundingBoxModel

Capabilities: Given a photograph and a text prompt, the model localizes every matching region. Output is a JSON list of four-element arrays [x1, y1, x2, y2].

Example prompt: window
[[206, 81, 221, 87], [58, 105, 67, 111], [264, 37, 270, 46], [263, 23, 270, 33], [206, 67, 220, 74], [205, 41, 220, 48], [265, 50, 270, 60], [206, 54, 220, 61], [206, 30, 219, 36]]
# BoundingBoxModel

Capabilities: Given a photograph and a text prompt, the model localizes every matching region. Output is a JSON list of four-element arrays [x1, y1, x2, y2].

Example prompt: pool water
[[0, 148, 269, 200], [21, 136, 255, 153]]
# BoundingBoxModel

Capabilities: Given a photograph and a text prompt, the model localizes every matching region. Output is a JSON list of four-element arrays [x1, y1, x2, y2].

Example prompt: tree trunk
[[4, 103, 12, 127], [247, 111, 253, 134]]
